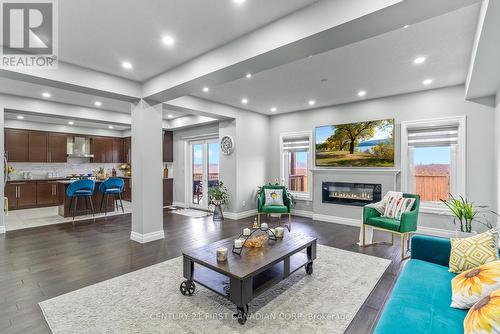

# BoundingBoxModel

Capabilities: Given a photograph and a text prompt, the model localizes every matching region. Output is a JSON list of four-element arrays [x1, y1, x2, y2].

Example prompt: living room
[[1, 0, 500, 333]]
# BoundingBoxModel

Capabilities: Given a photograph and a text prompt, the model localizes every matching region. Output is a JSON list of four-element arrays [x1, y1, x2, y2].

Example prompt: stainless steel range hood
[[67, 136, 94, 158]]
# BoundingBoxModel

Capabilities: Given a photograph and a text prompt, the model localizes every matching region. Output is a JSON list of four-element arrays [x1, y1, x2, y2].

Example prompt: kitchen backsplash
[[8, 159, 174, 179]]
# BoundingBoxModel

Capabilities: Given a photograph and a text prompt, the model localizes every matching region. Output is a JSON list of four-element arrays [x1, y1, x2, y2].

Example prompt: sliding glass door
[[189, 139, 219, 209]]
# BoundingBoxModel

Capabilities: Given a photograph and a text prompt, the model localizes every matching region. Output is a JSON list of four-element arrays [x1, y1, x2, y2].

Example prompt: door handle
[[15, 186, 18, 198], [18, 186, 21, 198]]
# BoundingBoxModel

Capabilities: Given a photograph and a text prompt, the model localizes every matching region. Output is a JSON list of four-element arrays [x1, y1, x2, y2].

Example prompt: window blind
[[283, 136, 310, 152], [407, 125, 459, 147]]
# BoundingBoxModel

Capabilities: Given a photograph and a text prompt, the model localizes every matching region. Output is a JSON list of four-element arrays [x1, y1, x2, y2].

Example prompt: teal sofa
[[374, 235, 467, 334]]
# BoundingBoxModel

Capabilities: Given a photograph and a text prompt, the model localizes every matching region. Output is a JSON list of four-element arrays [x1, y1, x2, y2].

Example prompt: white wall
[[267, 85, 495, 231], [494, 90, 500, 221]]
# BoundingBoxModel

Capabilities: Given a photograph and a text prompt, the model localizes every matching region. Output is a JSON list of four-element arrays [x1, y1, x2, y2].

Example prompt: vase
[[454, 230, 477, 238]]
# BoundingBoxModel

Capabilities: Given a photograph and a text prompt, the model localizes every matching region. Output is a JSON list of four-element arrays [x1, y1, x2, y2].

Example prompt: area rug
[[172, 208, 211, 218], [39, 245, 390, 334]]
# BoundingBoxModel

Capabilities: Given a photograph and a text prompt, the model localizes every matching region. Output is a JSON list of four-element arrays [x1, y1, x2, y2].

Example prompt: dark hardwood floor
[[0, 210, 405, 334]]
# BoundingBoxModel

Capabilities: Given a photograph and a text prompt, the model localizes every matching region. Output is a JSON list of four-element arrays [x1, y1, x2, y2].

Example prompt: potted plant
[[441, 195, 498, 236], [208, 181, 228, 205]]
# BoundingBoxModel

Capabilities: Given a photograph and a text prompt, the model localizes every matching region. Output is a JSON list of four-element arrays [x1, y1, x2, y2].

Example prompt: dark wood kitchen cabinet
[[92, 137, 111, 163], [28, 131, 49, 162], [163, 178, 173, 206], [6, 181, 37, 209], [112, 138, 123, 163], [36, 180, 60, 205], [163, 131, 173, 162], [122, 178, 131, 201], [5, 129, 67, 163], [123, 137, 131, 164], [5, 129, 29, 162], [48, 133, 68, 162]]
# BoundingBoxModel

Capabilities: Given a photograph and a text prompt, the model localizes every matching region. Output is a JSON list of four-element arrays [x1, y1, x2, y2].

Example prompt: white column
[[130, 100, 164, 243], [0, 104, 5, 234]]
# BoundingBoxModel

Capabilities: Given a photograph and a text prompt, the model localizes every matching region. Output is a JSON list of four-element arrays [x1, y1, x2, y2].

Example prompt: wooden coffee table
[[180, 232, 317, 324]]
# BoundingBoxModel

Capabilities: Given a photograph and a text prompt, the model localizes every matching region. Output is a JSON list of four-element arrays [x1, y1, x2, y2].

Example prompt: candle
[[243, 228, 251, 236], [216, 247, 228, 262], [261, 222, 268, 230], [275, 227, 285, 238], [234, 239, 243, 248]]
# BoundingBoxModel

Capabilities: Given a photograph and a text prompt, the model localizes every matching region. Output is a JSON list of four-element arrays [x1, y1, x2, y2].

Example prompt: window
[[281, 132, 312, 200], [401, 117, 466, 210]]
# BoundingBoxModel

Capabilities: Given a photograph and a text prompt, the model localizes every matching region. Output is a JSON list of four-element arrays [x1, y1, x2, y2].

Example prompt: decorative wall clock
[[220, 135, 234, 155]]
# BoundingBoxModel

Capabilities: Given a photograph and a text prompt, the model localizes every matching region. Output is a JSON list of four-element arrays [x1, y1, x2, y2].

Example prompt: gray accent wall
[[267, 85, 495, 231]]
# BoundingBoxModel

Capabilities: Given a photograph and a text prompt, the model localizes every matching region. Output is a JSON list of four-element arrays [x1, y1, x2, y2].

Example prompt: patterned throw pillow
[[451, 261, 500, 309], [383, 195, 415, 220], [463, 289, 500, 334], [449, 229, 499, 274], [264, 189, 284, 206]]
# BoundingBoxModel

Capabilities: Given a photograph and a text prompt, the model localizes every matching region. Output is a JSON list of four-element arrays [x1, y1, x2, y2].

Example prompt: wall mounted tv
[[315, 119, 395, 167]]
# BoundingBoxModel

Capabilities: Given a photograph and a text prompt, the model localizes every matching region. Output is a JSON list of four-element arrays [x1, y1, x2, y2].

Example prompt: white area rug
[[172, 208, 211, 218], [39, 245, 390, 334]]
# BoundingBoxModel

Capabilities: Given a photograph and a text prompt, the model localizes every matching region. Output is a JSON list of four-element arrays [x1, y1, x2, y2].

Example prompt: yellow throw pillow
[[449, 229, 499, 274], [451, 261, 500, 309], [464, 289, 500, 334]]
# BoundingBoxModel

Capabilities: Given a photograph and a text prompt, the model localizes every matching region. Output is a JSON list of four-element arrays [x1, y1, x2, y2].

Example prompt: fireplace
[[322, 182, 382, 206]]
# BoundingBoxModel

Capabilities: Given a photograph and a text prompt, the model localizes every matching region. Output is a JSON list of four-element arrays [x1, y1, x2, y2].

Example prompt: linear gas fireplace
[[322, 182, 382, 206]]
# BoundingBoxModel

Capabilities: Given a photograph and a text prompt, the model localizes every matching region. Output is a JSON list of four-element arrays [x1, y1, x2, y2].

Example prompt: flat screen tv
[[315, 119, 395, 167]]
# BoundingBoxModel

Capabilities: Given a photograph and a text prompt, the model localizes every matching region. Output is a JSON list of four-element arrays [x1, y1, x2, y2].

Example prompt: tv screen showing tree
[[315, 119, 395, 167]]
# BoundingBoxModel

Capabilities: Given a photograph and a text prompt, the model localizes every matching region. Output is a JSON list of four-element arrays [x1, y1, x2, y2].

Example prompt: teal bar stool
[[66, 179, 96, 222], [99, 178, 125, 215]]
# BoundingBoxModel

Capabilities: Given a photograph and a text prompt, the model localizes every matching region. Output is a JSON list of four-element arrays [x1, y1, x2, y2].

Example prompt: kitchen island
[[57, 180, 117, 217]]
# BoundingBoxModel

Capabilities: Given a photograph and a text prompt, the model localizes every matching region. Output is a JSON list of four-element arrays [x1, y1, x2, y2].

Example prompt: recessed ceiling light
[[17, 115, 24, 120], [422, 79, 433, 85], [94, 101, 102, 107], [241, 98, 248, 104], [403, 24, 410, 29], [42, 92, 51, 98], [271, 107, 277, 112], [203, 86, 209, 93], [68, 121, 74, 125], [358, 90, 367, 97], [122, 61, 133, 69], [162, 35, 175, 46], [233, 0, 246, 4], [308, 100, 316, 106], [413, 56, 426, 65], [167, 114, 173, 118], [246, 73, 252, 79], [108, 125, 114, 129]]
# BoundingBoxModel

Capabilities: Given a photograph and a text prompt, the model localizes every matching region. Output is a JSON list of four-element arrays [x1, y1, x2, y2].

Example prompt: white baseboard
[[312, 214, 360, 227], [416, 226, 457, 238], [172, 201, 186, 208], [0, 225, 5, 234], [130, 230, 165, 243], [224, 209, 257, 220], [291, 209, 313, 218], [311, 213, 459, 239]]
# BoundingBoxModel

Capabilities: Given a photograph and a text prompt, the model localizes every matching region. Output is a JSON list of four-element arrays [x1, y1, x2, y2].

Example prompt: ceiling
[[4, 111, 130, 131], [192, 4, 480, 114], [58, 0, 318, 81]]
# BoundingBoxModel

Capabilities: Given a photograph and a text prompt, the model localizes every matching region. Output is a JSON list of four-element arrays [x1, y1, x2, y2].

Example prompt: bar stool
[[99, 177, 125, 216], [66, 179, 96, 222]]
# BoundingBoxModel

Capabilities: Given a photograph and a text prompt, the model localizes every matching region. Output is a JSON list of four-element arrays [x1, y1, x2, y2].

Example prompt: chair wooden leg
[[391, 232, 394, 245], [288, 213, 291, 232], [257, 213, 261, 227]]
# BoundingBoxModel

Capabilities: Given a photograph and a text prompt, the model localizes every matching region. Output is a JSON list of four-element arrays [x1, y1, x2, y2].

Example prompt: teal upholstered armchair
[[361, 193, 420, 260], [257, 184, 292, 231]]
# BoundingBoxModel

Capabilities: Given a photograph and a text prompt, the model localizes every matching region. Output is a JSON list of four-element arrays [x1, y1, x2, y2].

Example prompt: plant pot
[[454, 230, 477, 238]]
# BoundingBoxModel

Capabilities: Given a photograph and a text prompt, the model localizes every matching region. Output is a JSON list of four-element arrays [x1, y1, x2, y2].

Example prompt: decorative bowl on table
[[244, 235, 268, 248]]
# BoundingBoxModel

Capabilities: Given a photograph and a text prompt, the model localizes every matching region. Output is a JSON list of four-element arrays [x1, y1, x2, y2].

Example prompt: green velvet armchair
[[361, 193, 420, 260], [257, 184, 292, 231]]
